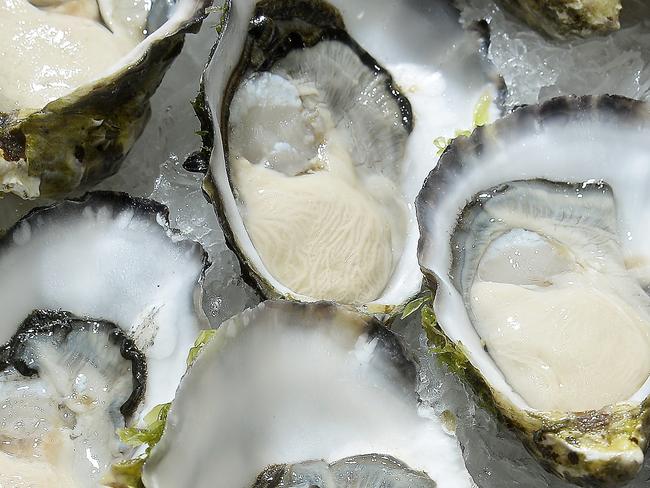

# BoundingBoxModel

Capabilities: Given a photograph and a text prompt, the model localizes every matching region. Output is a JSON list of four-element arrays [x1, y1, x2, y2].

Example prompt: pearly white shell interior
[[142, 301, 472, 488]]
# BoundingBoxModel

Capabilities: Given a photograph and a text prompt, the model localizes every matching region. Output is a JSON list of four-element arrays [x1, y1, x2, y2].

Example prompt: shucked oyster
[[142, 301, 473, 488], [194, 0, 498, 313], [416, 95, 650, 486], [0, 0, 210, 199], [0, 192, 207, 485]]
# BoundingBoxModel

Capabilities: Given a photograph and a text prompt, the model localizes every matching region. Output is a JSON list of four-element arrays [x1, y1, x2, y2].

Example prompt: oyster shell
[[0, 192, 208, 484], [495, 0, 622, 39], [416, 95, 650, 486], [0, 0, 211, 199], [142, 300, 473, 488], [194, 0, 498, 314]]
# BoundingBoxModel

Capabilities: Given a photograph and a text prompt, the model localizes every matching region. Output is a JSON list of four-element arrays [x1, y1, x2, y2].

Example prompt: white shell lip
[[0, 191, 210, 416], [416, 94, 650, 413], [198, 0, 500, 314]]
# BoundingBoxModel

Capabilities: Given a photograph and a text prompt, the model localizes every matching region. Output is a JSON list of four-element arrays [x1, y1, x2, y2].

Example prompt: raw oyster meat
[[194, 0, 498, 313], [416, 95, 650, 486], [0, 192, 207, 485], [142, 301, 473, 488], [0, 0, 211, 199]]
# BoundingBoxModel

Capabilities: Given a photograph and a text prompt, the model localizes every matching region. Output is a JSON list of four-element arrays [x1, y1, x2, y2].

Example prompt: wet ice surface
[[100, 14, 261, 324], [457, 0, 650, 108]]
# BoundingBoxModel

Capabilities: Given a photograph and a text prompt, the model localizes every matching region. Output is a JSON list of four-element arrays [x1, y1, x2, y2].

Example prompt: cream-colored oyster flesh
[[0, 0, 147, 113], [227, 33, 410, 304], [229, 63, 407, 303]]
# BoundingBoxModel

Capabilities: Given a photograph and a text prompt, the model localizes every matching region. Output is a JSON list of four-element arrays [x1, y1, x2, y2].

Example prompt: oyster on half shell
[[141, 300, 473, 488], [0, 192, 207, 485], [0, 0, 211, 199], [194, 0, 498, 314], [416, 95, 650, 486]]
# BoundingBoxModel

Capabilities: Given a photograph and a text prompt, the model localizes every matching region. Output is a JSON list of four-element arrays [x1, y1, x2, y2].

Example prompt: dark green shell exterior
[[497, 0, 621, 39], [0, 2, 210, 199]]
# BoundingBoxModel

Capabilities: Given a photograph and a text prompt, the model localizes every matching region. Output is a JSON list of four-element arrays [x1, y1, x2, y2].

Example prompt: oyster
[[495, 0, 622, 39], [142, 301, 473, 488], [0, 192, 207, 484], [0, 310, 146, 486], [194, 0, 498, 313], [0, 0, 211, 199], [416, 95, 650, 486]]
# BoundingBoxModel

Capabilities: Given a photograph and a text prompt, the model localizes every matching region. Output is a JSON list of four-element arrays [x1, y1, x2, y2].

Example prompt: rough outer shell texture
[[495, 0, 622, 39]]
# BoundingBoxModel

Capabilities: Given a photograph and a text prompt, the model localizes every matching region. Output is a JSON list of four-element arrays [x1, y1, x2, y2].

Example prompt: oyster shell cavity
[[0, 310, 146, 487], [200, 0, 498, 312], [0, 192, 208, 414], [142, 301, 472, 488]]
